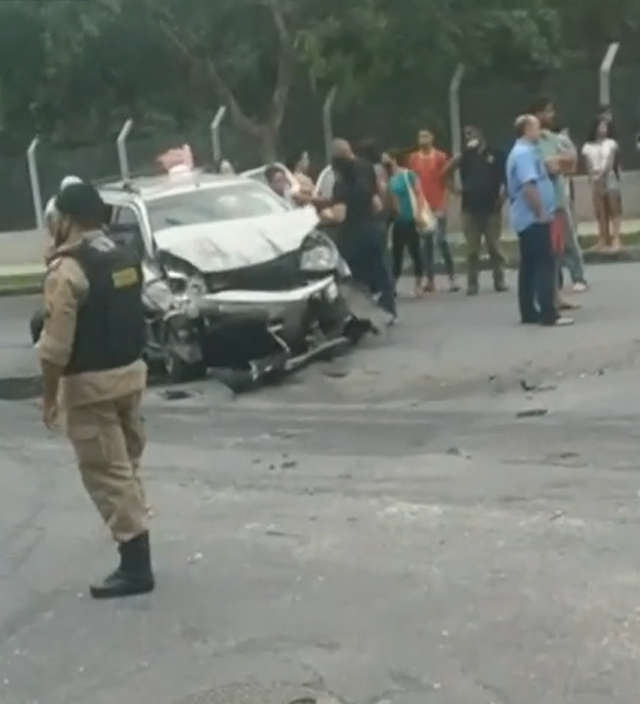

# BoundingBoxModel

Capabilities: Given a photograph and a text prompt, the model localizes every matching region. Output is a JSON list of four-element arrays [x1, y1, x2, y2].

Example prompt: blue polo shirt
[[506, 139, 555, 234]]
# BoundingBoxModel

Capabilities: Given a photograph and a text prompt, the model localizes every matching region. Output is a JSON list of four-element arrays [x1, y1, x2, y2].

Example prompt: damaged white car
[[98, 170, 383, 389]]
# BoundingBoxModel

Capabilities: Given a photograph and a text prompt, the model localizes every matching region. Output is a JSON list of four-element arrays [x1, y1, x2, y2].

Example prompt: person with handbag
[[383, 151, 431, 296]]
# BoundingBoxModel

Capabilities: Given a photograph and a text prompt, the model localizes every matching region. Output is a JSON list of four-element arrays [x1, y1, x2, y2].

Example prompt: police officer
[[38, 180, 154, 599]]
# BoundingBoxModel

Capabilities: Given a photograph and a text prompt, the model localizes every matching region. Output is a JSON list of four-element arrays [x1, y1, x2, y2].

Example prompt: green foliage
[[0, 0, 639, 154]]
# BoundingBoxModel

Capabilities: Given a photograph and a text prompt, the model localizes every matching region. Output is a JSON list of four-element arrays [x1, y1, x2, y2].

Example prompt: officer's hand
[[42, 397, 59, 429]]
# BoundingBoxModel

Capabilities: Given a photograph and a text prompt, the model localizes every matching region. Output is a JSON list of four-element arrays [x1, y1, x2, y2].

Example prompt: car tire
[[162, 324, 207, 383], [164, 351, 207, 383], [166, 355, 207, 383]]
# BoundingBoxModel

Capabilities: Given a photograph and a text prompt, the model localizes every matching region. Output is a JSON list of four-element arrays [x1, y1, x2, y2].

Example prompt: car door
[[108, 204, 152, 260], [102, 200, 161, 286]]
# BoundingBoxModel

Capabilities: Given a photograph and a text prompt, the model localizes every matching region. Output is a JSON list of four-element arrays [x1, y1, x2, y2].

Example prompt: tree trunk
[[257, 126, 278, 163]]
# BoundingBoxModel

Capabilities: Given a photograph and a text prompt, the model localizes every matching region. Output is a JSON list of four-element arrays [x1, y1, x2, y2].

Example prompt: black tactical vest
[[59, 233, 145, 376]]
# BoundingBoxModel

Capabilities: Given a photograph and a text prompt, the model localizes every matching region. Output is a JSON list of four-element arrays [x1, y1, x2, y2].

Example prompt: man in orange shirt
[[408, 129, 459, 291]]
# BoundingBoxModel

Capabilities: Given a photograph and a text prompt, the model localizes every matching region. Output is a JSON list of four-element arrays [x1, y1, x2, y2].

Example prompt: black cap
[[55, 181, 104, 228]]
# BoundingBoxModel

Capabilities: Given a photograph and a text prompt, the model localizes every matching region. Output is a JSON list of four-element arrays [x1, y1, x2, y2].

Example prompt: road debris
[[516, 408, 548, 418], [446, 446, 472, 458]]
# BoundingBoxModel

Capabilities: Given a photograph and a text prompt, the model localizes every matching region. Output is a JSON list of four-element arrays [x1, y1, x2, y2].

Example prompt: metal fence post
[[116, 118, 133, 181], [323, 86, 338, 163], [449, 64, 465, 156], [599, 42, 620, 107], [448, 64, 465, 191], [26, 137, 44, 230], [211, 106, 227, 164]]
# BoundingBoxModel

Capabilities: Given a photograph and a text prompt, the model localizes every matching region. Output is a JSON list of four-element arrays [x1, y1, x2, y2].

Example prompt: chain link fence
[[2, 63, 640, 231]]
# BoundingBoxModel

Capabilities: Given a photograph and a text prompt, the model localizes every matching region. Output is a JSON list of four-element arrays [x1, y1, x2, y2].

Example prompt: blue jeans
[[517, 222, 556, 325], [422, 215, 455, 280], [559, 208, 586, 284]]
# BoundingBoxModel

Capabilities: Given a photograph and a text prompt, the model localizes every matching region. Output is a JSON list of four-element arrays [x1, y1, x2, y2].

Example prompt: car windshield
[[147, 181, 289, 231]]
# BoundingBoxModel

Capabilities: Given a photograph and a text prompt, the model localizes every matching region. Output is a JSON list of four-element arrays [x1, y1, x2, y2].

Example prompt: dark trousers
[[462, 211, 505, 288], [338, 222, 396, 316], [391, 219, 423, 279], [517, 222, 557, 325]]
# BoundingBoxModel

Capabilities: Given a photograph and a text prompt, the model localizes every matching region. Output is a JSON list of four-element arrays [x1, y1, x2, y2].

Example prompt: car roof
[[98, 171, 253, 202]]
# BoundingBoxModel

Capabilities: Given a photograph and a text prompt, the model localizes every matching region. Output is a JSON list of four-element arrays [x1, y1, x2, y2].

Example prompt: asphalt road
[[3, 266, 640, 704]]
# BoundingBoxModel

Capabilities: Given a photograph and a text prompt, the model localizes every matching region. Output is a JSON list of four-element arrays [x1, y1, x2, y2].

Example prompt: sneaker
[[559, 300, 580, 311], [551, 316, 574, 327], [572, 282, 588, 293], [449, 279, 461, 292]]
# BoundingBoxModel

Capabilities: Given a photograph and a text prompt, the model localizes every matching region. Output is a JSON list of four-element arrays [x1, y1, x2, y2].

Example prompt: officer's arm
[[38, 259, 89, 404]]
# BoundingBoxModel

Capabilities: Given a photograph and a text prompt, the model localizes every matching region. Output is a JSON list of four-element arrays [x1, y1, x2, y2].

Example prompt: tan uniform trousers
[[66, 391, 147, 543], [462, 211, 505, 288]]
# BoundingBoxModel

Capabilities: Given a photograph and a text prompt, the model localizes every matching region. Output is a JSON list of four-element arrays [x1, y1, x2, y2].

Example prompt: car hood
[[153, 207, 319, 273]]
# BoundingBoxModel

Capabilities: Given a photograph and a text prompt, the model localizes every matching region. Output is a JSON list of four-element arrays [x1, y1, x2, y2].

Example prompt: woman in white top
[[581, 117, 622, 252]]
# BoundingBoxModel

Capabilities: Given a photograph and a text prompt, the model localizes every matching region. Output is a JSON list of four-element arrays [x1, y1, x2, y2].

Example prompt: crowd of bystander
[[261, 97, 622, 329]]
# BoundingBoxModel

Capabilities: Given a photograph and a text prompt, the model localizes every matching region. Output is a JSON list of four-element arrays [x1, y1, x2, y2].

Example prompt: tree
[[143, 0, 396, 159], [1, 0, 640, 158]]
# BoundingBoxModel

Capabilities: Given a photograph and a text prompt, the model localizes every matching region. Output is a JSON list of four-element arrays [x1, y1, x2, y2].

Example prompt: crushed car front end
[[156, 230, 382, 390]]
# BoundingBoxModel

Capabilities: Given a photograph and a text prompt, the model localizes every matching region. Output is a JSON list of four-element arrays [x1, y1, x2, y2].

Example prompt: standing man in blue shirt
[[506, 115, 573, 326], [528, 96, 585, 311]]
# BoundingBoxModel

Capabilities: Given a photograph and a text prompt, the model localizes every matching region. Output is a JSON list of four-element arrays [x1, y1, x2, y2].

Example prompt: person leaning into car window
[[265, 164, 309, 207], [317, 138, 397, 322]]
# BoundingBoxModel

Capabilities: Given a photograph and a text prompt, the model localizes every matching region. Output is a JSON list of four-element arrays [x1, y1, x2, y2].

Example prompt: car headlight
[[166, 271, 206, 316], [299, 231, 339, 272], [167, 272, 205, 296]]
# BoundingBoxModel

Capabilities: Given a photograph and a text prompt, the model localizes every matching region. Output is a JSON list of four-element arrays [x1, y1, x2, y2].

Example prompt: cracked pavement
[[2, 265, 640, 703]]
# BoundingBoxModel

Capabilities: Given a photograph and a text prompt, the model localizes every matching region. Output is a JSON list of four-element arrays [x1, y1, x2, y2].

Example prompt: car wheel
[[164, 352, 207, 383], [162, 325, 207, 383]]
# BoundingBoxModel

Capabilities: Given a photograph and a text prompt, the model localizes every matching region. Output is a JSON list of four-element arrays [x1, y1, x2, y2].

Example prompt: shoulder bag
[[402, 170, 436, 234]]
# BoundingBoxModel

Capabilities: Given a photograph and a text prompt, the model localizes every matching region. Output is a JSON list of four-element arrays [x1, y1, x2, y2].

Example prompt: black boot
[[90, 531, 155, 599]]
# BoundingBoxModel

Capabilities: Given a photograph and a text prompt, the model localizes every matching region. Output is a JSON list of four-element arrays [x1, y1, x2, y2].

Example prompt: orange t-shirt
[[407, 149, 448, 212]]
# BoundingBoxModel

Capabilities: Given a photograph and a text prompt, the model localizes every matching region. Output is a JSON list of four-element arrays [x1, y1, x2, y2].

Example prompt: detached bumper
[[163, 274, 376, 391], [196, 275, 339, 321]]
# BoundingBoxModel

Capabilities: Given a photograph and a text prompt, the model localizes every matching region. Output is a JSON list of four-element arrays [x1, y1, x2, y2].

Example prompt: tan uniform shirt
[[38, 232, 146, 409]]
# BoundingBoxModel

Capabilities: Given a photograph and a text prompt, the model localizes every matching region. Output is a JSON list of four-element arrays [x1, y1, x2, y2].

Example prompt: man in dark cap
[[37, 180, 154, 599]]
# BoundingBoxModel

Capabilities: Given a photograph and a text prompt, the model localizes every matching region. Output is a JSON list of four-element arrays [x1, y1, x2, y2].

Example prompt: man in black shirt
[[319, 139, 396, 321], [446, 126, 507, 295]]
